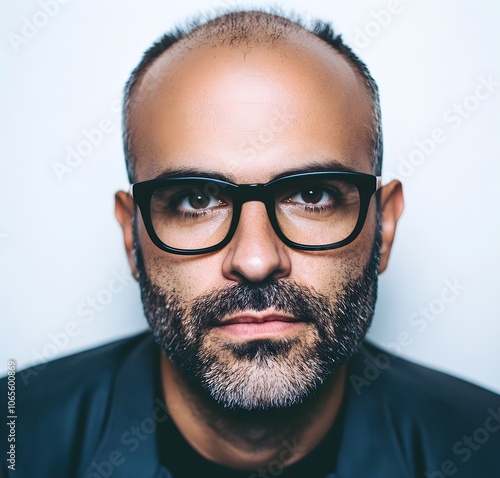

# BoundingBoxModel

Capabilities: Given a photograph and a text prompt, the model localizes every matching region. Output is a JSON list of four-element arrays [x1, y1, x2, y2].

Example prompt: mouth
[[214, 311, 306, 339]]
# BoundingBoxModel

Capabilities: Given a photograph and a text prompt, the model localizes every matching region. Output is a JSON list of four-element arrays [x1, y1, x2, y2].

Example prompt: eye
[[178, 192, 223, 211], [287, 187, 333, 206]]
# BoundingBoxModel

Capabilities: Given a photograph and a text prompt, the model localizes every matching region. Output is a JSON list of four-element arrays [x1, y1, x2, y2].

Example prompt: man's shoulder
[[2, 332, 157, 423], [0, 332, 158, 478], [342, 341, 500, 476]]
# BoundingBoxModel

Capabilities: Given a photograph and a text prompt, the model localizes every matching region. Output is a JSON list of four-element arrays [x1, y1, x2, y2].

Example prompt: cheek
[[289, 208, 378, 294], [141, 237, 228, 303], [289, 251, 359, 297]]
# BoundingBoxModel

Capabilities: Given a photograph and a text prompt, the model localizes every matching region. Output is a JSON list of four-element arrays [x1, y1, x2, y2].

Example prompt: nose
[[221, 201, 291, 283]]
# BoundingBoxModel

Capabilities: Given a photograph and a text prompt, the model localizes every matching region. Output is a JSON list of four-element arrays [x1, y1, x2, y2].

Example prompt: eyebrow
[[152, 167, 232, 182], [150, 159, 359, 184], [271, 160, 359, 180]]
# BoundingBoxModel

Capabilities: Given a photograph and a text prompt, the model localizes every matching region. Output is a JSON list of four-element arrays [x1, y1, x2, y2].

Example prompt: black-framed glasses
[[130, 171, 382, 255]]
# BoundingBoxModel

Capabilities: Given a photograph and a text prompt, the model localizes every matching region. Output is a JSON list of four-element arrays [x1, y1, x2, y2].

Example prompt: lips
[[219, 311, 300, 325], [215, 311, 305, 339]]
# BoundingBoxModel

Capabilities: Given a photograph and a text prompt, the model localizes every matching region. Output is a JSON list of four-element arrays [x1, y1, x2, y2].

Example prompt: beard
[[133, 214, 381, 411]]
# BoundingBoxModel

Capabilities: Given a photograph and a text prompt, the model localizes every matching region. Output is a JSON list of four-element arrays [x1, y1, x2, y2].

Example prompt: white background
[[1, 0, 499, 393]]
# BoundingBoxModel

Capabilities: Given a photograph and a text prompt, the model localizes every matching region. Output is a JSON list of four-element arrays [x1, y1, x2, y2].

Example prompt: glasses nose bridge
[[231, 183, 282, 247], [235, 183, 269, 205], [232, 183, 277, 233]]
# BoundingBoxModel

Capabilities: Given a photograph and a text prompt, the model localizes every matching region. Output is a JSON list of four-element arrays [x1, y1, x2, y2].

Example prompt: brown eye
[[189, 193, 211, 209], [300, 188, 323, 204]]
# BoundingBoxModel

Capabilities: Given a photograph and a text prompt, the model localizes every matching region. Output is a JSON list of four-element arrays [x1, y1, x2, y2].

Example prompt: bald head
[[122, 10, 382, 182]]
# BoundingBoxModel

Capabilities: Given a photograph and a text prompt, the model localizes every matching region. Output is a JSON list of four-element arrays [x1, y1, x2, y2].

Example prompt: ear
[[378, 180, 404, 274], [115, 191, 139, 281]]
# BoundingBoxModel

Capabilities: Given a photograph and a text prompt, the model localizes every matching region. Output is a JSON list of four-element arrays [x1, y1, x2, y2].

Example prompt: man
[[2, 9, 499, 478]]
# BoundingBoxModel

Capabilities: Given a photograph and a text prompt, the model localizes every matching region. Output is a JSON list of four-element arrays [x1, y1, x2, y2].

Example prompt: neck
[[160, 353, 347, 471]]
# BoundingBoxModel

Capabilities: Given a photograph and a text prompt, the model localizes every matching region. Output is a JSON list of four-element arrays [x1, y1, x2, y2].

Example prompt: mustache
[[189, 279, 333, 329]]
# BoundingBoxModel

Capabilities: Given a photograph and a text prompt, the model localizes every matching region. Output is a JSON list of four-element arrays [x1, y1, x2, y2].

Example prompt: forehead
[[128, 31, 374, 183]]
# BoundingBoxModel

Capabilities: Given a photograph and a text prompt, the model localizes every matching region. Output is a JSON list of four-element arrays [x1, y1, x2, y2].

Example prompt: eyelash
[[175, 209, 211, 218], [302, 203, 335, 213]]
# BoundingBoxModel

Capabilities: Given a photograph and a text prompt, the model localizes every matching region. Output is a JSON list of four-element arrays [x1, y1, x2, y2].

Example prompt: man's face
[[123, 33, 384, 410]]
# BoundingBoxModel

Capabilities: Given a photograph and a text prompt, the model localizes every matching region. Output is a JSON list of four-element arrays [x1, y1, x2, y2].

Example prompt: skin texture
[[115, 28, 404, 470]]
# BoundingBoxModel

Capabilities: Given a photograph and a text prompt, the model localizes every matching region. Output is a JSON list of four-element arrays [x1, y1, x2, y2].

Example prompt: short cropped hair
[[122, 9, 383, 183]]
